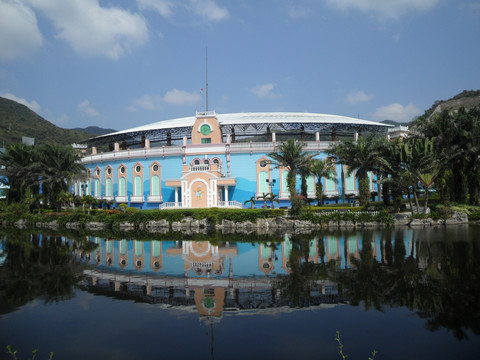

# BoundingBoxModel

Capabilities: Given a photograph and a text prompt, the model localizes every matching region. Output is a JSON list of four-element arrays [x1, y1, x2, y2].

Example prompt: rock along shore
[[3, 211, 473, 235]]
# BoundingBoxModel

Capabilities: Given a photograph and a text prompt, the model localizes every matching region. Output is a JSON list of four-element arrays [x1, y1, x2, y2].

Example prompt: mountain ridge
[[0, 97, 114, 147]]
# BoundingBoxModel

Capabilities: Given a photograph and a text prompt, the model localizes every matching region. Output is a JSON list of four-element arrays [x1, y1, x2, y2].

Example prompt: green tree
[[81, 195, 98, 215], [265, 192, 280, 209], [412, 106, 480, 205], [0, 143, 85, 211], [381, 138, 437, 214], [243, 195, 256, 209], [258, 192, 269, 209], [0, 143, 38, 203], [268, 139, 310, 202], [310, 158, 335, 205], [328, 134, 386, 206], [36, 144, 86, 211], [416, 171, 439, 215], [57, 191, 73, 211]]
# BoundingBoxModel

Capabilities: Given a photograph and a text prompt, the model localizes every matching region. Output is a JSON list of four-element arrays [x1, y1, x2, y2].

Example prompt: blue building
[[78, 111, 390, 209]]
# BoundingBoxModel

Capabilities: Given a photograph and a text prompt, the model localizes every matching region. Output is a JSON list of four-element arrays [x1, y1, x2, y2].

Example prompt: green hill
[[0, 97, 92, 147], [423, 89, 480, 120], [70, 126, 117, 136]]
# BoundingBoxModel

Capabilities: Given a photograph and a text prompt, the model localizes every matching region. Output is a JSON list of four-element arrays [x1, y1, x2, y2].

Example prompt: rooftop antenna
[[205, 47, 209, 112]]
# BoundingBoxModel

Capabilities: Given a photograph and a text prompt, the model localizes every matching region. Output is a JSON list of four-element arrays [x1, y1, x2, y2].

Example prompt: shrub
[[469, 211, 480, 221], [373, 211, 394, 225], [125, 207, 138, 215], [290, 194, 306, 217]]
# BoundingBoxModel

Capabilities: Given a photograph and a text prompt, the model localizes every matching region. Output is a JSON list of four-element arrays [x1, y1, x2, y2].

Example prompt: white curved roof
[[107, 111, 390, 137]]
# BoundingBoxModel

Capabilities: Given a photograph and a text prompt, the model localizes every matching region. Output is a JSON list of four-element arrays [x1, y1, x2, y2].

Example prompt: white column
[[315, 132, 320, 141], [174, 187, 179, 203], [224, 186, 229, 202]]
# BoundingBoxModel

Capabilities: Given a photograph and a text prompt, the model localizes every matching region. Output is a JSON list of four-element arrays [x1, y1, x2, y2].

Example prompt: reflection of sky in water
[[2, 227, 479, 360]]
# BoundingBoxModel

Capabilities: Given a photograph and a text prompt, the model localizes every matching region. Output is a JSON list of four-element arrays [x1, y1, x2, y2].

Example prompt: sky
[[1, 0, 479, 131]]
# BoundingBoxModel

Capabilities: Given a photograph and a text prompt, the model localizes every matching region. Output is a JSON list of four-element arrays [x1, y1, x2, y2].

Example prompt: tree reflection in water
[[331, 230, 480, 340], [0, 229, 97, 312], [277, 233, 337, 307], [2, 227, 480, 342]]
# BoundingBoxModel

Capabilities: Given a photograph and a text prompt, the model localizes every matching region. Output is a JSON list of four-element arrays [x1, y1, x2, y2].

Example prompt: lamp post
[[266, 178, 276, 193], [81, 183, 87, 196]]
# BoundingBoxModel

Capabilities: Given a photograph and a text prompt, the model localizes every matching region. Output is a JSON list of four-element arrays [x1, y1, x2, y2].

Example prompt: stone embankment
[[5, 211, 472, 234]]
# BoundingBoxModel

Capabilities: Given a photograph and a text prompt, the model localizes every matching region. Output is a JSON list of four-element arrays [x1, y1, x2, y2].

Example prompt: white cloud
[[347, 90, 374, 104], [137, 0, 175, 18], [372, 103, 421, 122], [130, 89, 201, 110], [188, 0, 229, 21], [164, 88, 201, 105], [54, 113, 69, 126], [0, 0, 43, 61], [250, 83, 280, 99], [1, 93, 41, 113], [78, 100, 99, 117], [287, 5, 310, 19], [325, 0, 439, 20], [138, 0, 229, 22], [27, 0, 148, 60], [130, 94, 162, 111]]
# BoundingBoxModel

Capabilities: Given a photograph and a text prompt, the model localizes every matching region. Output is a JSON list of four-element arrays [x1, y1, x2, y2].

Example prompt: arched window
[[325, 177, 336, 192], [345, 171, 356, 193], [282, 171, 289, 194], [151, 175, 160, 196], [106, 178, 112, 197], [258, 171, 269, 194], [95, 179, 100, 197], [119, 177, 126, 196], [134, 175, 142, 196], [368, 172, 374, 191], [307, 175, 315, 193]]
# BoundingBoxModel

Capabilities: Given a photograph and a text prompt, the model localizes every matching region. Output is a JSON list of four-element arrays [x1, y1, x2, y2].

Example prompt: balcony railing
[[159, 201, 242, 209], [160, 202, 183, 209], [147, 195, 162, 203], [217, 200, 243, 208], [81, 140, 335, 164], [115, 196, 128, 203], [189, 164, 210, 172]]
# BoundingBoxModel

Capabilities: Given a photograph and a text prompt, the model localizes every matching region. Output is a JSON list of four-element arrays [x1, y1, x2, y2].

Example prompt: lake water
[[1, 225, 480, 360]]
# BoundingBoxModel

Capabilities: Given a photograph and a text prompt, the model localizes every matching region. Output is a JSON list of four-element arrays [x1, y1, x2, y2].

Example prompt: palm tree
[[381, 138, 437, 213], [0, 143, 38, 203], [81, 195, 98, 215], [268, 139, 310, 201], [298, 160, 312, 200], [57, 191, 73, 211], [328, 134, 386, 206], [243, 195, 256, 209], [36, 144, 86, 211], [258, 192, 268, 208], [416, 171, 439, 215], [266, 192, 280, 209], [411, 106, 480, 205], [310, 158, 335, 205]]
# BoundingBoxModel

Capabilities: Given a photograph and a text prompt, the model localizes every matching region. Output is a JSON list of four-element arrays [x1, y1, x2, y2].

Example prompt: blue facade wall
[[82, 149, 377, 209]]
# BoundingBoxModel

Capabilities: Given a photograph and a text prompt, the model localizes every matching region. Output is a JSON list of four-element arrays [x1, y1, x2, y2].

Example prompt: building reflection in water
[[82, 230, 418, 322]]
